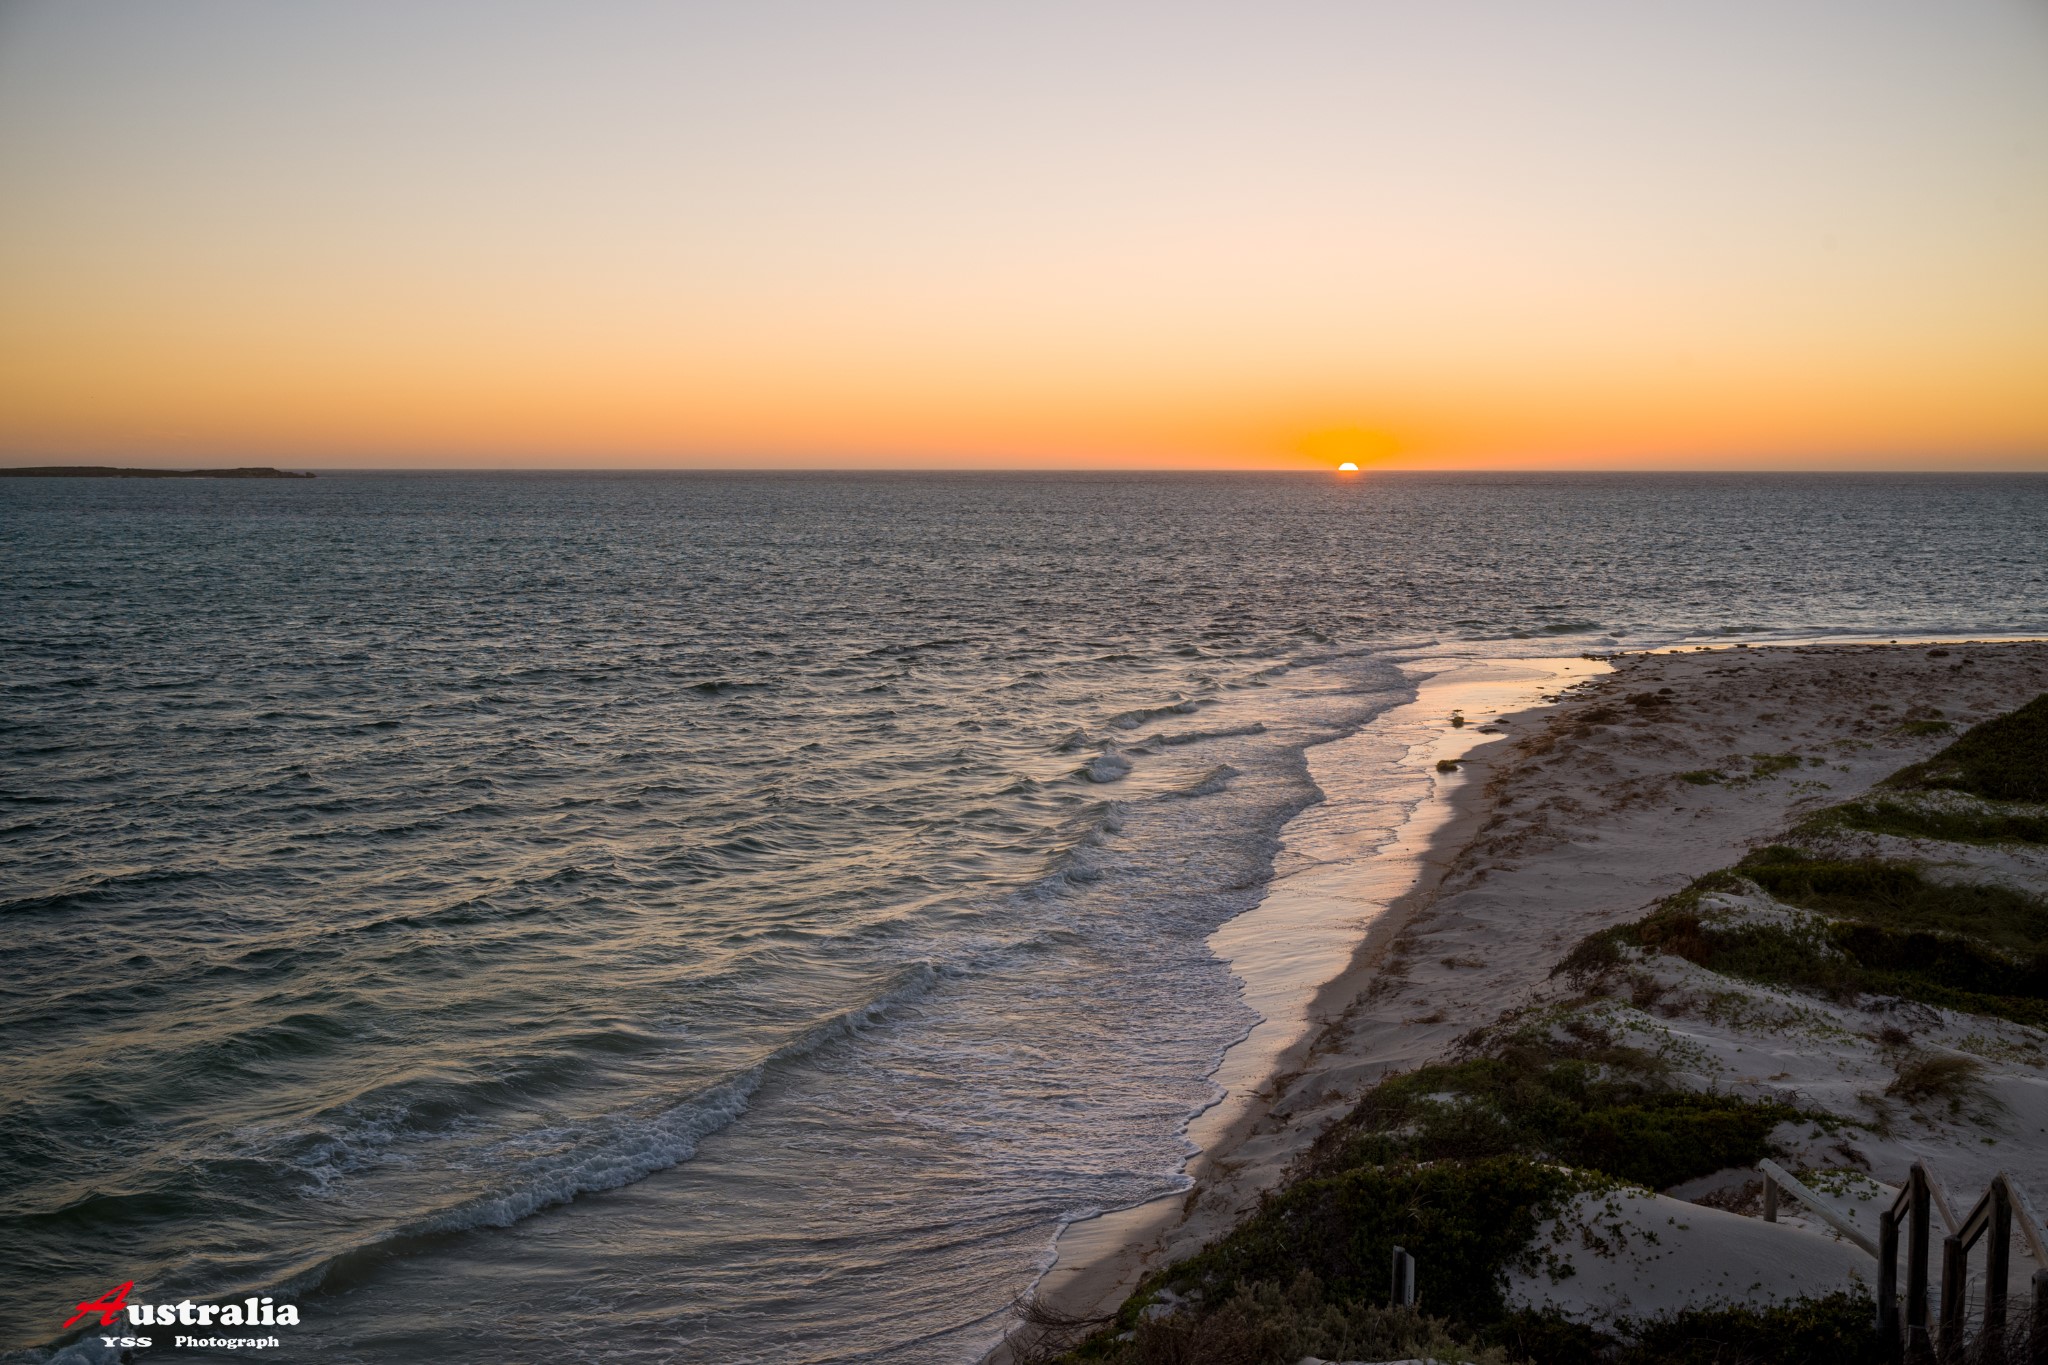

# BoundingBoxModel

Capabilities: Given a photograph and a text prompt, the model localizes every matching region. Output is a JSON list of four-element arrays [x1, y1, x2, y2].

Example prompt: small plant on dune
[[1884, 1051, 1998, 1117], [1737, 753, 1803, 783], [1678, 769, 1724, 785]]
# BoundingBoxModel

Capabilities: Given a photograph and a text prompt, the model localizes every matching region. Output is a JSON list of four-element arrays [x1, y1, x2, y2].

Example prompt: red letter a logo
[[62, 1282, 133, 1329]]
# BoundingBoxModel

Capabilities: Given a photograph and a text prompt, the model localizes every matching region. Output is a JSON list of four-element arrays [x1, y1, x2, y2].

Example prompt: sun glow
[[1, 4, 2045, 469], [1294, 427, 1404, 471]]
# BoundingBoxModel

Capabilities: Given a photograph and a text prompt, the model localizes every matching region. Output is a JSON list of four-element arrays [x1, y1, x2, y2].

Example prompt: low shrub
[[1805, 799, 2048, 845], [1505, 1293, 1884, 1365], [1606, 879, 2048, 1028], [1308, 1030, 1794, 1194], [1056, 1272, 1506, 1365], [1148, 1157, 1584, 1333], [1885, 691, 2048, 801], [1885, 1051, 1995, 1116], [1613, 848, 2048, 1025]]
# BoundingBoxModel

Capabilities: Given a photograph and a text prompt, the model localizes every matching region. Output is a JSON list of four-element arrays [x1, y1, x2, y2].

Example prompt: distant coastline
[[0, 465, 314, 479]]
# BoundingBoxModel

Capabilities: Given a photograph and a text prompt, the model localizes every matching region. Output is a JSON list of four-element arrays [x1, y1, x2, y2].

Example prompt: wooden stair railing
[[1759, 1159, 2047, 1363]]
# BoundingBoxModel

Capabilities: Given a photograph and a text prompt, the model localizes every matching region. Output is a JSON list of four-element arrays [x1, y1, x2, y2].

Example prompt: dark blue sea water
[[3, 472, 2044, 1362]]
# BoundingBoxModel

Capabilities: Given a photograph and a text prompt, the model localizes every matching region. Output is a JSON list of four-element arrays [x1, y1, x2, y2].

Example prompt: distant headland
[[0, 465, 314, 479]]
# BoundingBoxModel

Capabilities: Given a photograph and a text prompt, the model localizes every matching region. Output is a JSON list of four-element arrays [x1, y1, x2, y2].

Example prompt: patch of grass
[[1597, 854, 2048, 1027], [1621, 693, 2048, 1022], [1678, 770, 1724, 786], [1306, 1027, 1796, 1194], [1885, 1052, 1996, 1117], [1505, 1294, 1884, 1365], [1733, 846, 2048, 959], [1802, 799, 2048, 846], [1885, 691, 2048, 801], [1132, 1158, 1583, 1341], [1057, 1179, 1882, 1365], [1047, 1023, 1811, 1365], [1740, 753, 1804, 782], [1033, 1273, 1506, 1365]]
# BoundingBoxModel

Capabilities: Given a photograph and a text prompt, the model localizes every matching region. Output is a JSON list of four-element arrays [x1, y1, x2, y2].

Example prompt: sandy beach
[[1013, 638, 2048, 1352]]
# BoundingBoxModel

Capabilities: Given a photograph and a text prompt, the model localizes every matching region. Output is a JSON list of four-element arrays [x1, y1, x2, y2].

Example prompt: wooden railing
[[1762, 1159, 2048, 1364]]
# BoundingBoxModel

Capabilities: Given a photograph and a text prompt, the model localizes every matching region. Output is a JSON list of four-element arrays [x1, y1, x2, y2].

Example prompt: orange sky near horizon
[[3, 1, 2046, 471]]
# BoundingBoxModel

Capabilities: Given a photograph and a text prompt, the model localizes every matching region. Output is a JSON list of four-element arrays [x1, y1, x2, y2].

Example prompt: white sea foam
[[1082, 752, 1133, 782]]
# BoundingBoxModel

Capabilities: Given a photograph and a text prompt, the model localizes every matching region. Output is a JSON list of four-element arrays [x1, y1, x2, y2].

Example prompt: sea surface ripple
[[2, 471, 2043, 1361]]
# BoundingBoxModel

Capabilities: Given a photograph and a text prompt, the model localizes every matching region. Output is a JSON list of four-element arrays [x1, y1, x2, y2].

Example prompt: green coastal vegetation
[[1030, 692, 2048, 1365], [1567, 848, 2048, 1030], [1882, 692, 2048, 802]]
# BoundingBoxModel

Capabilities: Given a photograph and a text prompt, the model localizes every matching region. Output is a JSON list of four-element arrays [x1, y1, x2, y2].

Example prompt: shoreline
[[1003, 651, 1610, 1351], [1001, 637, 2048, 1356]]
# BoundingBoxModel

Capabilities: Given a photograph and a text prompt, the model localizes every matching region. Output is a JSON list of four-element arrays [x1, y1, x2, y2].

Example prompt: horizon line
[[9, 463, 2048, 477]]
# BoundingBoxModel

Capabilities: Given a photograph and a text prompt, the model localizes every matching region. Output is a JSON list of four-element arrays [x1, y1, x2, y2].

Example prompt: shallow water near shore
[[3, 472, 2045, 1362]]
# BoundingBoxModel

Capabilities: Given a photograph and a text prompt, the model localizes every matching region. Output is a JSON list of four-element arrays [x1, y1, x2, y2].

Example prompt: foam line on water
[[1027, 650, 1610, 1317]]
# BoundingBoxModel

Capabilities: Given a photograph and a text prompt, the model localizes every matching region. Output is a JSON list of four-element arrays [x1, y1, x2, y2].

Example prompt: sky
[[1, 0, 2045, 471]]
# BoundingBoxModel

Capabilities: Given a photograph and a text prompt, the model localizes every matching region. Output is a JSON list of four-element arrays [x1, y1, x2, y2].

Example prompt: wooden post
[[1390, 1246, 1415, 1307], [1909, 1176, 1932, 1340], [2029, 1269, 2047, 1365], [1985, 1181, 2012, 1365], [1764, 1173, 1778, 1222], [1880, 1208, 1901, 1362], [1939, 1235, 1965, 1363]]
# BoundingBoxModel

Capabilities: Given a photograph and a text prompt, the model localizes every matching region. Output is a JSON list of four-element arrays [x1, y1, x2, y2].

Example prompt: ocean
[[3, 471, 2043, 1362]]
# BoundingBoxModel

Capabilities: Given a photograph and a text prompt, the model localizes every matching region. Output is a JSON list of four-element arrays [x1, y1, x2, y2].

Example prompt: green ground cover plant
[[1803, 798, 2048, 846], [1045, 1025, 1820, 1365], [1576, 848, 2048, 1027], [1505, 1294, 1885, 1365], [1303, 1023, 1794, 1194], [1884, 691, 2048, 801]]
